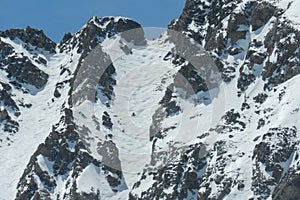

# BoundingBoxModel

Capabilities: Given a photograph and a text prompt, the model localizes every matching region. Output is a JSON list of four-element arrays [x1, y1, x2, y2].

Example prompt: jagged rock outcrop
[[1, 1, 300, 200], [6, 56, 49, 90], [0, 26, 56, 53], [130, 143, 207, 199], [11, 16, 145, 199], [135, 1, 300, 199], [58, 16, 146, 54], [169, 0, 300, 93], [0, 81, 19, 145], [273, 168, 300, 200], [252, 127, 298, 198], [56, 16, 146, 107]]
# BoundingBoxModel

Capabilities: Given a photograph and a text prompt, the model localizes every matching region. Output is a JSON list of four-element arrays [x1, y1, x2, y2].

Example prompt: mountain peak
[[1, 1, 300, 200], [0, 26, 56, 53], [58, 16, 146, 53]]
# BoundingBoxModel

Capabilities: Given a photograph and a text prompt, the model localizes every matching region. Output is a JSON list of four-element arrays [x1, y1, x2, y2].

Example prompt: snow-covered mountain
[[0, 0, 300, 199]]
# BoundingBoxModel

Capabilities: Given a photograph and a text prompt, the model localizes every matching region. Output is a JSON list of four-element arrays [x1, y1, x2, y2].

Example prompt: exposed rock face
[[273, 169, 300, 200], [169, 0, 300, 93], [0, 81, 19, 144], [71, 45, 116, 106], [0, 82, 18, 112], [130, 143, 207, 200], [0, 26, 56, 53], [56, 16, 146, 107], [102, 111, 113, 130], [6, 57, 49, 90], [16, 108, 126, 199], [1, 1, 300, 199], [251, 2, 277, 31], [135, 1, 300, 200], [262, 19, 300, 91], [252, 127, 298, 198], [214, 109, 246, 133], [0, 29, 50, 93], [0, 39, 14, 61], [9, 16, 143, 200], [58, 16, 146, 54]]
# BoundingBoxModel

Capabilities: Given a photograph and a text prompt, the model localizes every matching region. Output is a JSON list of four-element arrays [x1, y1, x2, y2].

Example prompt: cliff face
[[0, 1, 300, 199], [131, 0, 300, 199], [169, 0, 300, 92]]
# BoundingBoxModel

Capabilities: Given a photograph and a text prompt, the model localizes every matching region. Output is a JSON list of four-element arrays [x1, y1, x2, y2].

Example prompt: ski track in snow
[[1, 4, 300, 197], [103, 38, 179, 191]]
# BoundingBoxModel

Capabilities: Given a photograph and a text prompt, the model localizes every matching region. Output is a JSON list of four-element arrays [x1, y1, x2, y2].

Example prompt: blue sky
[[0, 0, 186, 43]]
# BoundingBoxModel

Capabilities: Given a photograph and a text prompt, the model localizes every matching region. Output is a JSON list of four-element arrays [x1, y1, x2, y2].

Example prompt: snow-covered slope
[[0, 0, 300, 199], [278, 0, 300, 30]]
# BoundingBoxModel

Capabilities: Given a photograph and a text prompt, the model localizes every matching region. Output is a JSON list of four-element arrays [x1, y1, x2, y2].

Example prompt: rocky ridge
[[0, 1, 300, 199]]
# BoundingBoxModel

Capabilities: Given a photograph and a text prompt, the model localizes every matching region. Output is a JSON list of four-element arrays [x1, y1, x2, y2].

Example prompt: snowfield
[[1, 0, 300, 199]]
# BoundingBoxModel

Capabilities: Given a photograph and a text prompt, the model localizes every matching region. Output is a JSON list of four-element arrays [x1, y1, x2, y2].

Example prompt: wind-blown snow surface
[[103, 37, 179, 184], [0, 30, 223, 199], [278, 0, 300, 30], [0, 31, 197, 198], [0, 37, 81, 200], [71, 36, 184, 199]]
